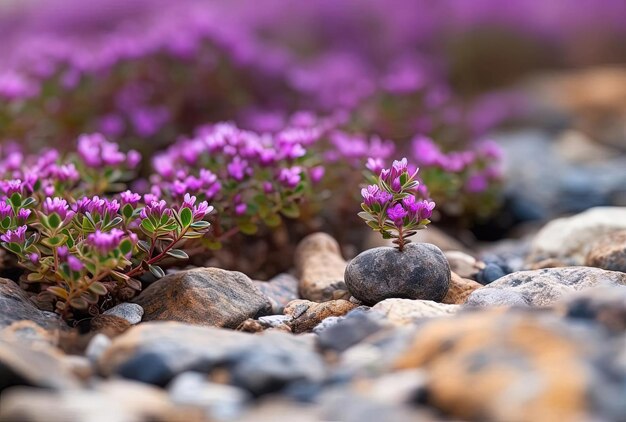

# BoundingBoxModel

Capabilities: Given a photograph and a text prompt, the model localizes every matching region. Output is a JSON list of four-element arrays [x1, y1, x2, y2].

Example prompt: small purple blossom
[[277, 167, 302, 189], [140, 199, 171, 220], [0, 201, 12, 220], [387, 203, 408, 227], [43, 197, 73, 221], [1, 225, 27, 244], [77, 133, 126, 168], [86, 229, 125, 254], [120, 191, 142, 207], [67, 255, 83, 272]]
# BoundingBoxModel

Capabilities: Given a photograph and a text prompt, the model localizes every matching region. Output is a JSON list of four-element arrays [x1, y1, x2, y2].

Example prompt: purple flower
[[366, 158, 384, 175], [43, 197, 73, 221], [235, 203, 247, 216], [277, 167, 302, 189], [126, 150, 142, 168], [86, 229, 125, 254], [120, 191, 141, 208], [227, 156, 248, 181], [0, 179, 30, 196], [182, 193, 213, 220], [140, 200, 171, 220], [387, 204, 408, 227], [309, 166, 325, 184], [67, 255, 83, 272], [77, 133, 126, 168], [466, 173, 488, 193], [361, 185, 381, 207], [1, 225, 27, 244], [0, 201, 12, 220], [57, 246, 69, 259], [415, 200, 436, 220]]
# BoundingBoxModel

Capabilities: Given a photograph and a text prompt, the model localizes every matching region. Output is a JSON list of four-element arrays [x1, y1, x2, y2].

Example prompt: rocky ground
[[2, 205, 626, 422]]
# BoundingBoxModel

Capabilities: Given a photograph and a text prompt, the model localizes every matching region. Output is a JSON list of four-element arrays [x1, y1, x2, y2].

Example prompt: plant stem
[[126, 226, 189, 278]]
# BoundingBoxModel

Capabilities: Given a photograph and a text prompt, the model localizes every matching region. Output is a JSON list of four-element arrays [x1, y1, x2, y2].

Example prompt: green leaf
[[48, 213, 61, 229], [27, 272, 44, 281], [179, 207, 193, 228], [137, 240, 151, 253], [121, 204, 134, 219], [21, 197, 36, 207], [82, 216, 95, 232], [104, 216, 123, 230], [182, 231, 204, 239], [119, 238, 132, 256], [10, 192, 21, 208], [141, 219, 155, 233], [280, 203, 300, 219], [366, 221, 380, 230], [42, 234, 67, 248], [166, 249, 189, 259], [0, 217, 11, 229], [88, 281, 108, 296], [357, 211, 376, 221], [238, 221, 258, 235], [262, 213, 281, 227], [47, 286, 68, 299], [149, 264, 165, 279], [190, 221, 210, 229], [69, 297, 89, 310]]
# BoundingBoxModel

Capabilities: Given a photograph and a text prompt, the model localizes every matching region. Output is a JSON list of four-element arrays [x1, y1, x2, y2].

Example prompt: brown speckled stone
[[134, 268, 272, 328], [284, 299, 357, 333], [294, 233, 350, 302]]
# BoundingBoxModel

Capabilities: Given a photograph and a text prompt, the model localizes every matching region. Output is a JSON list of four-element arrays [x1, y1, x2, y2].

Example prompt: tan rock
[[528, 207, 626, 265], [444, 251, 484, 279], [442, 272, 482, 305], [90, 315, 131, 336], [284, 299, 357, 333], [585, 230, 626, 272], [394, 310, 596, 422], [294, 233, 350, 302], [371, 299, 459, 326]]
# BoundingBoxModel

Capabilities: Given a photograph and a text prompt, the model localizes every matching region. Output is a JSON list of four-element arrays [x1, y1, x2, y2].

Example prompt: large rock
[[585, 230, 626, 272], [557, 285, 626, 333], [345, 243, 451, 305], [295, 233, 350, 302], [371, 299, 459, 326], [0, 278, 66, 330], [528, 207, 626, 265], [134, 268, 271, 328], [283, 299, 358, 333], [475, 267, 626, 306], [394, 310, 623, 422], [98, 322, 326, 393], [253, 273, 299, 314]]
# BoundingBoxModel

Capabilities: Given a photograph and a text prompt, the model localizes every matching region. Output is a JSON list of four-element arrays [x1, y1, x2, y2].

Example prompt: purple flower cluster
[[359, 158, 435, 250], [77, 133, 140, 169]]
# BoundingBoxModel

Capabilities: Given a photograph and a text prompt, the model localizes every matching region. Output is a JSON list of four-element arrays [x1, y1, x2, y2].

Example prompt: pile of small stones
[[2, 206, 626, 421]]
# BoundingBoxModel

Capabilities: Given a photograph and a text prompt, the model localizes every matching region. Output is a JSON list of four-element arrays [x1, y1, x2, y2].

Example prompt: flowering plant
[[359, 158, 435, 251]]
